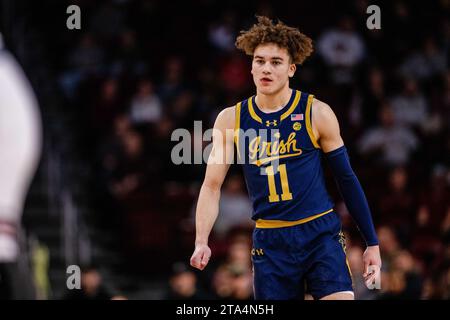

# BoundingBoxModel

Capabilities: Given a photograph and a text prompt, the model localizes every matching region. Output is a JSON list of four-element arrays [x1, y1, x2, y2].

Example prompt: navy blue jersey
[[235, 89, 334, 224]]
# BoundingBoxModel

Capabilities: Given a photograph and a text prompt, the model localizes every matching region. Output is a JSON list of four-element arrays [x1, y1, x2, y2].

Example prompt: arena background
[[0, 0, 449, 300]]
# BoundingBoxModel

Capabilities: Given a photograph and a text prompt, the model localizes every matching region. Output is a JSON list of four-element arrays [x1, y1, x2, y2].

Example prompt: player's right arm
[[190, 106, 235, 271]]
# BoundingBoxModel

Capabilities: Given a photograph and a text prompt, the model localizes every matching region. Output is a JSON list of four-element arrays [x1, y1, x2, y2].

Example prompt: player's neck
[[255, 87, 292, 112]]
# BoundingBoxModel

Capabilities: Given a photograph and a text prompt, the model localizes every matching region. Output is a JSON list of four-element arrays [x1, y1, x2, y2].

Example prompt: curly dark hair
[[235, 16, 313, 65]]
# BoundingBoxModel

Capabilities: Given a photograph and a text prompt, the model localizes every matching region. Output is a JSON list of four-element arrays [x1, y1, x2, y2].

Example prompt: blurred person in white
[[317, 16, 365, 84], [214, 174, 253, 239], [208, 11, 237, 53], [129, 79, 162, 125], [358, 103, 418, 166], [389, 78, 429, 128], [400, 36, 447, 82], [190, 174, 253, 240], [0, 34, 42, 298]]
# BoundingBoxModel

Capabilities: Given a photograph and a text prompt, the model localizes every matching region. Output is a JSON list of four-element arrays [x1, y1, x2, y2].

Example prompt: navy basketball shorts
[[251, 211, 353, 300]]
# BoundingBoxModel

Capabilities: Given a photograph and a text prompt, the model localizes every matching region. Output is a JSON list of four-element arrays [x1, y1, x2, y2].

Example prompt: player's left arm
[[312, 98, 382, 286]]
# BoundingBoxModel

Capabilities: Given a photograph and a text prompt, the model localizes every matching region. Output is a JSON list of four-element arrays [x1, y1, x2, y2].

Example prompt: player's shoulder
[[217, 105, 236, 118], [311, 97, 338, 124], [312, 97, 334, 116], [214, 105, 236, 130], [311, 97, 340, 139]]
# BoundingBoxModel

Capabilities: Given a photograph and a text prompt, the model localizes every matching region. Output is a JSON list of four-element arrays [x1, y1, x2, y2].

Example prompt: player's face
[[251, 43, 296, 95]]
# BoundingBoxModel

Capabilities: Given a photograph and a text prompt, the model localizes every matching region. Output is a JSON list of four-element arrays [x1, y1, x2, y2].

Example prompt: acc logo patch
[[293, 122, 302, 131]]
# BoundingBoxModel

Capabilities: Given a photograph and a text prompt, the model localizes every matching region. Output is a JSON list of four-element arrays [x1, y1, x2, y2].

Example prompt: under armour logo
[[265, 120, 277, 127], [251, 248, 264, 256]]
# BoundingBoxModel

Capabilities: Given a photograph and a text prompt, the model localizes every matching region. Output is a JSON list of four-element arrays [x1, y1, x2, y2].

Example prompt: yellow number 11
[[265, 164, 293, 203]]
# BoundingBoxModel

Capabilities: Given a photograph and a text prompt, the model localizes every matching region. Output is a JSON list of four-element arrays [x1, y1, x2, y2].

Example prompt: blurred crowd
[[36, 0, 450, 299]]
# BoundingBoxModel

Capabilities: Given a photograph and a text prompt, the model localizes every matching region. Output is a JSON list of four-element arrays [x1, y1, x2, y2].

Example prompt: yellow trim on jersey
[[305, 94, 320, 149], [248, 97, 263, 123], [234, 102, 242, 160], [346, 258, 353, 278], [280, 90, 301, 121], [255, 208, 333, 228]]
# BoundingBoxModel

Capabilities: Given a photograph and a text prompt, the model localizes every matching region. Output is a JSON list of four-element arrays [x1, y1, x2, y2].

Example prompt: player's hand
[[362, 245, 382, 288], [190, 243, 211, 270]]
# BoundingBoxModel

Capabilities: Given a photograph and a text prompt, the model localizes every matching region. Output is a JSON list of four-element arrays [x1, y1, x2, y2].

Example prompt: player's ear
[[288, 63, 296, 78], [250, 55, 255, 74]]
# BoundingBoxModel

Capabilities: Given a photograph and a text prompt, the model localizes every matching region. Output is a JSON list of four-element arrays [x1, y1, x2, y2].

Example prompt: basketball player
[[190, 16, 381, 300]]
